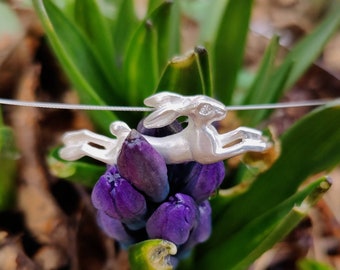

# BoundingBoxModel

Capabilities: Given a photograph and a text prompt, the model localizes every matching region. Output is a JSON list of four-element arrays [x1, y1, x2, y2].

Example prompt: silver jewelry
[[59, 92, 271, 164]]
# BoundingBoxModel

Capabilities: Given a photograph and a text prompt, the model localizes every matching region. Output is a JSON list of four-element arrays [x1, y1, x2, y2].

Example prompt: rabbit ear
[[143, 107, 180, 128], [144, 92, 184, 108]]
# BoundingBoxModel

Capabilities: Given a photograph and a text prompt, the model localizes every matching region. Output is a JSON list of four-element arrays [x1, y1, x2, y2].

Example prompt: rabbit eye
[[199, 104, 213, 116]]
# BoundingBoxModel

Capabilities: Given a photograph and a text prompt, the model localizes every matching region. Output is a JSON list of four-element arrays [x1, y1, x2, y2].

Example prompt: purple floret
[[91, 165, 119, 218], [97, 210, 136, 246], [91, 165, 147, 230], [117, 130, 169, 203], [181, 200, 212, 252], [181, 161, 225, 203], [146, 193, 199, 246]]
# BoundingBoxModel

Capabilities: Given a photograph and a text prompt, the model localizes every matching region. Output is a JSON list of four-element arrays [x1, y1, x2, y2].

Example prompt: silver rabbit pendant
[[60, 92, 271, 165]]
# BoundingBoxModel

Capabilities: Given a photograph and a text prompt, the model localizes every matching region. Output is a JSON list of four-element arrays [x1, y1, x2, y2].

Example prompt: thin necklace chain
[[0, 97, 336, 112]]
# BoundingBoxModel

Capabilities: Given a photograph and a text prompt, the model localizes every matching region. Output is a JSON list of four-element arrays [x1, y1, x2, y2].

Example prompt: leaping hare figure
[[60, 92, 271, 164]]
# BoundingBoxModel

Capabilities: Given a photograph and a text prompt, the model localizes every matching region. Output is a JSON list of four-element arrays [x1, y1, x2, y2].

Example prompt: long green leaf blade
[[155, 47, 209, 95], [152, 0, 180, 72], [0, 126, 18, 210], [124, 20, 158, 106], [277, 2, 340, 92], [73, 0, 124, 102], [239, 62, 293, 127], [212, 0, 253, 104], [213, 100, 340, 241], [180, 0, 228, 45], [238, 36, 280, 124], [195, 46, 213, 96], [33, 0, 118, 131], [124, 2, 173, 105], [298, 259, 334, 270], [147, 0, 164, 14], [166, 0, 181, 60], [232, 177, 331, 270], [195, 177, 330, 269], [193, 101, 340, 269], [238, 3, 340, 126], [247, 60, 293, 126], [74, 0, 116, 77], [113, 0, 139, 68]]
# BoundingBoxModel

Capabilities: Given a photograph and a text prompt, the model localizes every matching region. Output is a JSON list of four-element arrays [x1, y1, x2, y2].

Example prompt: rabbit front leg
[[213, 138, 269, 160], [217, 127, 264, 148], [214, 127, 270, 157]]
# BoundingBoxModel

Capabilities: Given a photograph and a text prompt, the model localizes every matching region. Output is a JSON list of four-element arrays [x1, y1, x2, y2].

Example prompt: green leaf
[[298, 259, 334, 270], [214, 100, 340, 237], [0, 126, 19, 210], [237, 36, 281, 124], [180, 0, 228, 44], [112, 0, 139, 68], [276, 2, 340, 92], [156, 47, 211, 96], [124, 20, 158, 106], [196, 101, 340, 268], [236, 36, 279, 104], [238, 3, 340, 126], [50, 0, 75, 17], [231, 177, 331, 270], [166, 0, 181, 60], [243, 60, 293, 126], [195, 177, 330, 269], [147, 0, 164, 14], [129, 239, 177, 270], [47, 148, 105, 188], [152, 0, 181, 72], [123, 1, 176, 105], [74, 0, 117, 82], [33, 0, 119, 132], [211, 0, 253, 104], [96, 0, 120, 21], [195, 46, 213, 97]]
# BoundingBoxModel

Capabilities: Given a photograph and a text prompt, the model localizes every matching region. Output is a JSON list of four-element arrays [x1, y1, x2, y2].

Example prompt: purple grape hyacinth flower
[[91, 165, 119, 218], [91, 119, 226, 259], [97, 210, 136, 245], [146, 193, 199, 246], [91, 165, 147, 230], [181, 200, 212, 252], [117, 130, 169, 203], [181, 161, 225, 203]]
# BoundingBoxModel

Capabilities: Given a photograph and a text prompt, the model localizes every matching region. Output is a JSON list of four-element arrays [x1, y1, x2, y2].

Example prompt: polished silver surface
[[60, 92, 271, 164]]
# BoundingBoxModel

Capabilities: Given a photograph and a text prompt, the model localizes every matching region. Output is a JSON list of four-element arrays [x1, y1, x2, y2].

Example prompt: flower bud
[[117, 130, 169, 202], [167, 162, 196, 192], [91, 165, 119, 217], [181, 161, 225, 203], [97, 210, 136, 245], [146, 193, 199, 246], [181, 200, 212, 251], [91, 165, 147, 230]]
